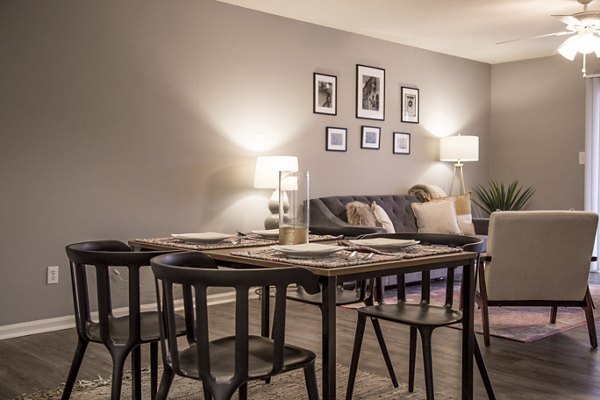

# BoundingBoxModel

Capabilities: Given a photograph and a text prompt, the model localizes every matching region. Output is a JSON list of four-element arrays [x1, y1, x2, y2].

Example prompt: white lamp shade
[[253, 156, 298, 189], [439, 135, 479, 162]]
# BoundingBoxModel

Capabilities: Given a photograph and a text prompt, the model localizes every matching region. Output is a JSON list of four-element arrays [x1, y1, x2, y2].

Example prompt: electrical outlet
[[579, 151, 586, 165], [47, 266, 59, 284]]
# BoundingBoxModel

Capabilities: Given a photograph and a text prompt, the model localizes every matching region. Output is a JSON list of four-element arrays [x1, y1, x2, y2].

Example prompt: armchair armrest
[[473, 218, 489, 235]]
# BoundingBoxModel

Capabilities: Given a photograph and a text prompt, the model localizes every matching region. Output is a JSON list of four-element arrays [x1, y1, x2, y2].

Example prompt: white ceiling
[[217, 0, 595, 64]]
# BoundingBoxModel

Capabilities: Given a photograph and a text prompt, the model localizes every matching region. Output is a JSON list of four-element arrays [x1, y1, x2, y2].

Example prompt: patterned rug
[[14, 363, 457, 400], [344, 283, 600, 343]]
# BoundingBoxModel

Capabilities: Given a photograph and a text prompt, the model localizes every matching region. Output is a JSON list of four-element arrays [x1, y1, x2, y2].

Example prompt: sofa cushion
[[411, 199, 462, 234]]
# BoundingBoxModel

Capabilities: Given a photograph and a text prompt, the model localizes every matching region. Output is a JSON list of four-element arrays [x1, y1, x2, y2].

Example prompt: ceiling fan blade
[[552, 14, 582, 26], [496, 31, 574, 45]]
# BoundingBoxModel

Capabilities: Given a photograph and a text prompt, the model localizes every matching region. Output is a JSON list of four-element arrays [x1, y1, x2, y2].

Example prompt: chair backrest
[[485, 211, 598, 301], [65, 240, 169, 348], [359, 232, 484, 307], [151, 251, 320, 399]]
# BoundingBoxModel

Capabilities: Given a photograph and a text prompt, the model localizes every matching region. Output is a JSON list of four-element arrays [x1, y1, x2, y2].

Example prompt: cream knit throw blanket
[[408, 184, 448, 201]]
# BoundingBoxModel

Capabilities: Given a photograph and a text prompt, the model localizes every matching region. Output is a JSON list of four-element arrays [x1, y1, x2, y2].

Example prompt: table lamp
[[254, 156, 299, 229], [439, 135, 479, 195]]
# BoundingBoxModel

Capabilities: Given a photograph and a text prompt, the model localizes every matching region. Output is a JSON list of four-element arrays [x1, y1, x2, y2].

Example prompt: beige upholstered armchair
[[476, 210, 598, 347]]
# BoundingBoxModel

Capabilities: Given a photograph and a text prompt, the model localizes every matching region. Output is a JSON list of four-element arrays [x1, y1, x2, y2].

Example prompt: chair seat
[[87, 311, 186, 343], [176, 335, 316, 380], [358, 303, 463, 327]]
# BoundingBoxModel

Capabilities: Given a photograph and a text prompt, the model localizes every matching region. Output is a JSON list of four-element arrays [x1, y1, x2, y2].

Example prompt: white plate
[[171, 232, 233, 243], [270, 243, 344, 258], [348, 238, 420, 250], [251, 229, 280, 239]]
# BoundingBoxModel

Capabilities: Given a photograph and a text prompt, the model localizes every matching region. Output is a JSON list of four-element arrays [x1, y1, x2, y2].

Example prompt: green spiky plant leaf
[[472, 179, 535, 216]]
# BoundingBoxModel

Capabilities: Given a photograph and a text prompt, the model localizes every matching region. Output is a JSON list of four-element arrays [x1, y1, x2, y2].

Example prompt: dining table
[[130, 234, 489, 400]]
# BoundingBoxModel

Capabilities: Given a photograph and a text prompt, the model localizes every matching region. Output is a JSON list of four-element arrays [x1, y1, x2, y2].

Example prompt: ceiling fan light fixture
[[558, 30, 600, 60], [558, 35, 581, 60]]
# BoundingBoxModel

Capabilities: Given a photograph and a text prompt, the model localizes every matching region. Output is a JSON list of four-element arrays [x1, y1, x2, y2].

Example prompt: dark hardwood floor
[[2, 277, 600, 399]]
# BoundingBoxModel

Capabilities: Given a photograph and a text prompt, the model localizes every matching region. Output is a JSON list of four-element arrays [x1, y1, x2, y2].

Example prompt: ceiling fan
[[500, 0, 600, 76]]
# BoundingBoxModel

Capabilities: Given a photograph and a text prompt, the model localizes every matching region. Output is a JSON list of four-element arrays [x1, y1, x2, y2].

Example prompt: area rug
[[343, 283, 600, 343], [14, 363, 457, 400]]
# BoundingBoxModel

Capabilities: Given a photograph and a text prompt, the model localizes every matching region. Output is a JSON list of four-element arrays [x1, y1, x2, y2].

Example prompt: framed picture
[[326, 127, 347, 152], [361, 126, 380, 149], [356, 65, 385, 121], [393, 132, 411, 154], [313, 73, 337, 115], [401, 87, 419, 123]]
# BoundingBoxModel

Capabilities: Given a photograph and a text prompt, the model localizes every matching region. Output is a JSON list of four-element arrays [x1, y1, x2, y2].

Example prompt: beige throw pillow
[[346, 201, 377, 227], [411, 199, 462, 234], [371, 202, 395, 233]]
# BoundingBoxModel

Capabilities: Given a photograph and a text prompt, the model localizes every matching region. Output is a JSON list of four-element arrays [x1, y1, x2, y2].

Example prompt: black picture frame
[[361, 126, 381, 150], [356, 64, 385, 121], [313, 73, 337, 115], [393, 132, 411, 154], [401, 87, 419, 123], [326, 127, 347, 152]]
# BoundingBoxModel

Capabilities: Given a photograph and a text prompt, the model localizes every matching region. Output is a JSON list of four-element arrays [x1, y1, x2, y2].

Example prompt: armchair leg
[[584, 288, 598, 348], [477, 262, 491, 347], [550, 306, 558, 324], [481, 301, 491, 347]]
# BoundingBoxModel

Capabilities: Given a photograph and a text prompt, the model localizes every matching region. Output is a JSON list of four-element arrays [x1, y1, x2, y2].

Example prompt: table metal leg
[[321, 276, 337, 399], [461, 260, 475, 400]]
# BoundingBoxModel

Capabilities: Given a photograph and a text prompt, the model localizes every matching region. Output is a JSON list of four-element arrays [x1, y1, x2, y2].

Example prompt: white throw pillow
[[411, 199, 462, 234], [371, 202, 396, 233]]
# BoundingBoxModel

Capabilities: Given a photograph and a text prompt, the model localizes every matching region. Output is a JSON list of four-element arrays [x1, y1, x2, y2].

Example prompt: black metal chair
[[151, 251, 321, 400], [63, 240, 186, 400], [345, 233, 495, 400]]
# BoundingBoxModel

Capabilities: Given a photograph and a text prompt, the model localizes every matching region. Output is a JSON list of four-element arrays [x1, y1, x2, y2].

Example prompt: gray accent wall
[[8, 0, 580, 328], [491, 56, 600, 211]]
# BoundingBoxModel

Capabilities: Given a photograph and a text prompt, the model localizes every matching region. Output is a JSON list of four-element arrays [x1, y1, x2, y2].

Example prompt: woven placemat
[[231, 244, 462, 269], [134, 234, 341, 251]]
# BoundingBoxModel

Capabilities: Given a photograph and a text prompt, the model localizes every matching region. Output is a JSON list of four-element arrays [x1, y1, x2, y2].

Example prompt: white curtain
[[585, 77, 600, 272]]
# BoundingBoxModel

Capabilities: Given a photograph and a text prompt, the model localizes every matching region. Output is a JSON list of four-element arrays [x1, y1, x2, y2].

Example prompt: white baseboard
[[0, 290, 250, 341]]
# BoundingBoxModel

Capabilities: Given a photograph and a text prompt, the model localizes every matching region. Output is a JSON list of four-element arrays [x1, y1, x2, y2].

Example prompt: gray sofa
[[309, 193, 489, 285]]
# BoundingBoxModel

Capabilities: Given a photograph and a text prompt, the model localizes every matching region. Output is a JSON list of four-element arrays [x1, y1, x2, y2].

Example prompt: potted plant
[[472, 179, 535, 216]]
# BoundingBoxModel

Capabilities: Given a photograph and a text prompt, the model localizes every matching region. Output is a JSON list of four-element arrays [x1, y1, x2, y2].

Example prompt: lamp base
[[264, 215, 279, 230], [263, 189, 289, 229]]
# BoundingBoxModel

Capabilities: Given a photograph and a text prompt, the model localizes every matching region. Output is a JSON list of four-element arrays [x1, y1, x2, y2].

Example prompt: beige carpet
[[15, 363, 457, 400]]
